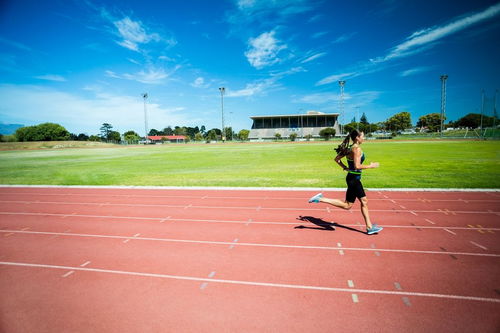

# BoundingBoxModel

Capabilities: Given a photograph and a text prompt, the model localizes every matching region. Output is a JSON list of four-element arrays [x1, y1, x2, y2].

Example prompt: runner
[[309, 130, 383, 235]]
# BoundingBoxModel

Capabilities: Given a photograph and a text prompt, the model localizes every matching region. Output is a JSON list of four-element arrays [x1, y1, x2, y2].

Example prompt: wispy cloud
[[317, 2, 500, 85], [297, 91, 382, 107], [191, 77, 210, 88], [332, 32, 356, 44], [399, 66, 432, 77], [113, 16, 163, 52], [0, 84, 195, 134], [312, 31, 328, 39], [373, 2, 500, 63], [0, 37, 32, 51], [34, 75, 67, 82], [105, 65, 180, 84], [245, 31, 287, 69], [301, 52, 327, 64]]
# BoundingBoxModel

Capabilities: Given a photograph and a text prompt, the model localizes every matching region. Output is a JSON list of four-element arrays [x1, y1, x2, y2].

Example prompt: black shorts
[[345, 174, 366, 203]]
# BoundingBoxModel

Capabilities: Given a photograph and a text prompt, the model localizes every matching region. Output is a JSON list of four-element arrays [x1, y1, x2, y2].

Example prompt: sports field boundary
[[0, 185, 498, 192]]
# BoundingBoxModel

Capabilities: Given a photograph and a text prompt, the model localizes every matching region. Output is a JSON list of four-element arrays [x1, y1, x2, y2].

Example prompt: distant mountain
[[0, 123, 24, 135]]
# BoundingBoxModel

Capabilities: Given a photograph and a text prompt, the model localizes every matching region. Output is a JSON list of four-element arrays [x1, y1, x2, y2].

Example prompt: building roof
[[148, 135, 186, 140], [250, 112, 339, 119]]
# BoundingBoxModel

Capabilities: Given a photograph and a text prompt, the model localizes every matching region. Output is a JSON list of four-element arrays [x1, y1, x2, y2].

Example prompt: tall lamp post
[[339, 80, 346, 135], [142, 93, 149, 144], [440, 75, 448, 138], [219, 87, 225, 142]]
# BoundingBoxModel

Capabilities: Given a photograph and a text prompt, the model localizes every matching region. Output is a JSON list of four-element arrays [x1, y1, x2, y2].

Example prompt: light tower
[[142, 93, 149, 143], [219, 87, 225, 142], [338, 80, 346, 135], [440, 75, 448, 138]]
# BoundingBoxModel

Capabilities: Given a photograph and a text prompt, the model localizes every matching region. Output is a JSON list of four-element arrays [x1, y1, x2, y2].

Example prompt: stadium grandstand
[[249, 111, 340, 140]]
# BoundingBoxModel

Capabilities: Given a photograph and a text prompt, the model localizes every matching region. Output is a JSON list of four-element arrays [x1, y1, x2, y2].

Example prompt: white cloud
[[226, 78, 279, 97], [297, 91, 381, 107], [105, 65, 180, 85], [191, 77, 210, 88], [34, 75, 67, 82], [399, 66, 432, 77], [112, 16, 163, 52], [301, 52, 326, 64], [0, 84, 195, 134], [316, 3, 500, 85], [316, 72, 356, 86], [312, 31, 328, 39], [374, 2, 500, 63], [332, 32, 356, 44], [245, 31, 287, 69]]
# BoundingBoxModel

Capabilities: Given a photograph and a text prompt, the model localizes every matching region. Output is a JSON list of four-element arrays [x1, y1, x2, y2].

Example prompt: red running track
[[0, 186, 499, 332]]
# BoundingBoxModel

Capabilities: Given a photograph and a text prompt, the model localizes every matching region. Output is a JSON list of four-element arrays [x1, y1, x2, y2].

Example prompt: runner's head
[[350, 130, 365, 144], [335, 130, 365, 156]]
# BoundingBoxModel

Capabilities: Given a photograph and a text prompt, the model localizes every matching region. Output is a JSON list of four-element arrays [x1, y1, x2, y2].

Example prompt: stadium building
[[249, 111, 340, 140]]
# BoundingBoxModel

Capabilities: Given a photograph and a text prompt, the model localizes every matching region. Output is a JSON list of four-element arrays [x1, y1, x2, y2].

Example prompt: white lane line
[[62, 270, 74, 278], [443, 228, 457, 235], [6, 260, 498, 303], [229, 238, 239, 249], [80, 261, 91, 267], [410, 211, 418, 216], [470, 241, 488, 251], [2, 230, 499, 258], [390, 200, 396, 204], [425, 219, 436, 225]]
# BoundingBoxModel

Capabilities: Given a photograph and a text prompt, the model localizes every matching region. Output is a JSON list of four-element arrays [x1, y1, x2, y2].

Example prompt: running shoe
[[308, 193, 323, 203], [367, 225, 383, 235]]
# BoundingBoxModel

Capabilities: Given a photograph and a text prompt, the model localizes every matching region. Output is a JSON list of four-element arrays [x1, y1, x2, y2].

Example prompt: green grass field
[[0, 140, 499, 188]]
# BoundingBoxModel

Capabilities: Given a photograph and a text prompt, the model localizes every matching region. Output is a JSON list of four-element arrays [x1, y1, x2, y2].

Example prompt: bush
[[289, 133, 297, 141], [15, 123, 70, 141], [319, 127, 336, 140]]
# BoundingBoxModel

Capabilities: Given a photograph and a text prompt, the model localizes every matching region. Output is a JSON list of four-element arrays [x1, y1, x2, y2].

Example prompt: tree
[[108, 131, 121, 142], [224, 127, 233, 141], [77, 133, 89, 141], [200, 125, 206, 135], [194, 132, 204, 141], [274, 133, 282, 141], [455, 113, 495, 128], [15, 123, 70, 141], [417, 113, 442, 132], [124, 130, 140, 142], [148, 129, 160, 136], [163, 127, 173, 135], [89, 135, 100, 141], [319, 127, 336, 140], [100, 123, 113, 139], [385, 112, 412, 132], [289, 133, 297, 141], [360, 112, 368, 125], [238, 129, 250, 141], [206, 130, 217, 142]]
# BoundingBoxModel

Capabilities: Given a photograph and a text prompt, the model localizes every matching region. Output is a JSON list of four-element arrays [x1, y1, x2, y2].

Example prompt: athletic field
[[0, 140, 498, 188]]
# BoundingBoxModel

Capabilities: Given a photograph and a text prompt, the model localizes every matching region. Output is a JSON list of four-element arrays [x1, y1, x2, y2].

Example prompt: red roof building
[[147, 135, 186, 142]]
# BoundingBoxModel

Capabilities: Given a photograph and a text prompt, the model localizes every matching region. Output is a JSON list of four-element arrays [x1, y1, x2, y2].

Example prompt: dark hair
[[334, 130, 362, 156]]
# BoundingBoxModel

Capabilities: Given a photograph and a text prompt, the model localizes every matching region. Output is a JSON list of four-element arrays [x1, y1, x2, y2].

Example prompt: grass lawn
[[0, 140, 499, 188]]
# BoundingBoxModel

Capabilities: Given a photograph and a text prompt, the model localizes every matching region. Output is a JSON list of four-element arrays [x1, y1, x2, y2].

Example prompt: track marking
[[134, 233, 141, 237], [347, 280, 354, 288], [21, 227, 30, 231], [410, 211, 418, 216], [2, 230, 498, 258], [80, 261, 91, 267], [229, 238, 238, 249], [4, 233, 14, 237], [337, 243, 342, 247], [123, 239, 130, 243], [246, 219, 252, 226], [394, 282, 402, 291], [425, 219, 436, 224], [62, 270, 74, 278], [470, 241, 487, 251], [374, 251, 381, 257], [443, 228, 456, 235], [338, 250, 345, 256], [402, 297, 411, 307], [351, 294, 359, 303]]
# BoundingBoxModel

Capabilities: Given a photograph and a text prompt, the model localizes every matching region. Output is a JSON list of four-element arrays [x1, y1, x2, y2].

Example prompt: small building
[[249, 111, 340, 140], [147, 135, 186, 143]]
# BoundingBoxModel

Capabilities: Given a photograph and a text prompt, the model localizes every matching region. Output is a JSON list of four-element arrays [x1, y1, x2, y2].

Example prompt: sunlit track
[[1, 211, 500, 230], [1, 191, 499, 203], [2, 261, 499, 304], [0, 200, 498, 214], [2, 229, 499, 257]]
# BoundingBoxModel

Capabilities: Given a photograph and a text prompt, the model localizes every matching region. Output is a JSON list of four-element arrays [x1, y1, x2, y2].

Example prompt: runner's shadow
[[295, 216, 366, 234]]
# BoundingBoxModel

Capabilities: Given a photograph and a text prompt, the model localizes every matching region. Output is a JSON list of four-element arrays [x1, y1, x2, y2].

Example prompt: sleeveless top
[[346, 145, 365, 177]]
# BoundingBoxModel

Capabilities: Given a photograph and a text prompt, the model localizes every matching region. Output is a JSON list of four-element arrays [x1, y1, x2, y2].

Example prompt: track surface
[[0, 187, 499, 332]]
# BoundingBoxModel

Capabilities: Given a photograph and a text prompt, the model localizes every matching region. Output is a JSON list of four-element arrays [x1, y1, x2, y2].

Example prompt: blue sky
[[1, 0, 499, 135]]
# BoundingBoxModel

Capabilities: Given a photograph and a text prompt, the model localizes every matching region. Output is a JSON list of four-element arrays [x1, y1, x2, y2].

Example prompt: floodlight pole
[[355, 106, 360, 131], [339, 80, 346, 136], [480, 89, 485, 138], [142, 93, 149, 144], [219, 87, 225, 142], [494, 89, 498, 128], [440, 75, 448, 138]]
